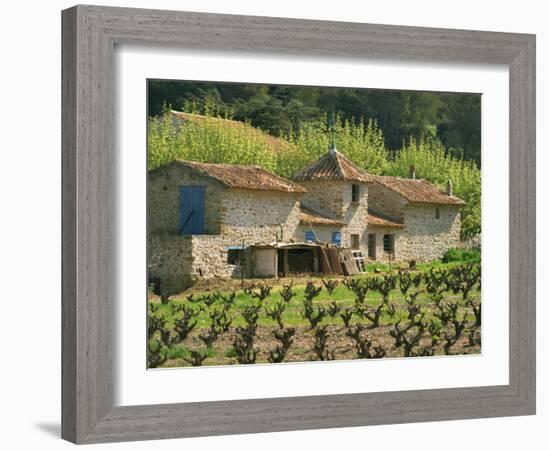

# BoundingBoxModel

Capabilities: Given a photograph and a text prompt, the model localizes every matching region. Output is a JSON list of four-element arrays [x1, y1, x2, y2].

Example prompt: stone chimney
[[446, 179, 453, 196], [409, 165, 416, 179]]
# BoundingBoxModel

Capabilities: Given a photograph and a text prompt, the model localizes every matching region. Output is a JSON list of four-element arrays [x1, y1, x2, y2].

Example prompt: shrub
[[442, 247, 481, 263]]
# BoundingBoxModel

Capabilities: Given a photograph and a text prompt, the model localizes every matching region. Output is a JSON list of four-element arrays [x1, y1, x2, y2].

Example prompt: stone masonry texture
[[148, 160, 464, 294]]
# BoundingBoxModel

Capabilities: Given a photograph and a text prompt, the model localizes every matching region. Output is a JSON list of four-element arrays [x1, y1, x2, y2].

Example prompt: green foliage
[[148, 81, 481, 165], [148, 112, 481, 239], [148, 114, 278, 172], [276, 114, 388, 177], [442, 247, 481, 264]]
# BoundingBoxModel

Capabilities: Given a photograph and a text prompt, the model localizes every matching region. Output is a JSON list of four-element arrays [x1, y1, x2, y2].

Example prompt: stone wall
[[189, 235, 246, 280], [148, 163, 462, 293], [366, 226, 404, 261], [220, 189, 302, 244], [148, 171, 303, 293], [342, 181, 370, 254], [148, 163, 223, 235], [366, 181, 408, 219], [365, 182, 461, 262], [178, 190, 303, 287], [298, 180, 370, 253], [398, 204, 461, 261], [295, 223, 343, 246], [148, 234, 248, 295], [148, 234, 194, 295], [298, 180, 346, 219]]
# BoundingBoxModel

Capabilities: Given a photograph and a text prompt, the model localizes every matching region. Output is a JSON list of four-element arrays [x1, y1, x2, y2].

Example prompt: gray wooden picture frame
[[61, 4, 536, 444]]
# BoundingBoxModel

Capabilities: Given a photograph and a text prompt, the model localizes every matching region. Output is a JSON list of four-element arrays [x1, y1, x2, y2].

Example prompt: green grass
[[154, 274, 479, 330], [365, 259, 471, 273]]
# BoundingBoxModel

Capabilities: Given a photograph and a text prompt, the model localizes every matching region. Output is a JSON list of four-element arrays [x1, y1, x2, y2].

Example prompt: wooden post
[[313, 249, 319, 273], [274, 248, 279, 279]]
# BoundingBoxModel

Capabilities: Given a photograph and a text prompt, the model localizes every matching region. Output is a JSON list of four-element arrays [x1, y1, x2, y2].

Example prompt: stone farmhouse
[[148, 147, 465, 294]]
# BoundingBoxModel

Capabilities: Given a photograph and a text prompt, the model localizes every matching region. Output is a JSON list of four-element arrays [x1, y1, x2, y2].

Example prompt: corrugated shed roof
[[367, 210, 405, 228], [171, 160, 306, 193], [371, 175, 465, 206], [299, 206, 345, 226], [292, 150, 372, 183]]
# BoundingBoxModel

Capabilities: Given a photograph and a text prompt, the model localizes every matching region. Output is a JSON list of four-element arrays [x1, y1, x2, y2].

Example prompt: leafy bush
[[442, 247, 481, 264]]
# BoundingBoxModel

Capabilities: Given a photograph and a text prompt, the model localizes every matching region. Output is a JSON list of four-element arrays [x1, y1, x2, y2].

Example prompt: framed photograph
[[62, 5, 536, 444], [145, 80, 479, 369]]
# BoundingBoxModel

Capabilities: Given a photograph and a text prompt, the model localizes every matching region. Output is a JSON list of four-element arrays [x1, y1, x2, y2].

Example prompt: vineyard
[[147, 262, 481, 368]]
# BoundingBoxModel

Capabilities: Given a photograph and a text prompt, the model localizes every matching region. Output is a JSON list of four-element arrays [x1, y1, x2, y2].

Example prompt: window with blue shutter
[[305, 231, 315, 242], [179, 186, 205, 234], [331, 231, 342, 246]]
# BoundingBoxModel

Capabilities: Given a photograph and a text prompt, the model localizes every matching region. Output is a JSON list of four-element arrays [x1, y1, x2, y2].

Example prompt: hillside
[[168, 111, 299, 156]]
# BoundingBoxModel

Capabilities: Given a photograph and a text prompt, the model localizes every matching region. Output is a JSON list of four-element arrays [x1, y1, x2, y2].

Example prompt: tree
[[147, 80, 481, 166]]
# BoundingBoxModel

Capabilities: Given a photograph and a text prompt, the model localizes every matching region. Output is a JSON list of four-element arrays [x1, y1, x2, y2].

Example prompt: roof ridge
[[371, 174, 465, 205], [332, 151, 344, 178], [291, 150, 371, 182], [167, 159, 306, 193]]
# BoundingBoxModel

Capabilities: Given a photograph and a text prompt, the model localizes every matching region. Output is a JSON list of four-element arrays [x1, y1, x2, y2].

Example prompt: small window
[[351, 184, 360, 202], [227, 249, 243, 265], [383, 234, 394, 253], [305, 231, 316, 242], [435, 207, 440, 219], [351, 234, 360, 249], [332, 231, 342, 246]]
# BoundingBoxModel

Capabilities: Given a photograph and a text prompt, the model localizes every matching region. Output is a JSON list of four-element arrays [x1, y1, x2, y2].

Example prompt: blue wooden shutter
[[179, 186, 205, 234], [305, 231, 315, 242], [332, 231, 342, 246]]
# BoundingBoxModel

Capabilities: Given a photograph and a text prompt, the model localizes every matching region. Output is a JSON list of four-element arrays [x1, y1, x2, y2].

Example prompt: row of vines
[[148, 263, 481, 368]]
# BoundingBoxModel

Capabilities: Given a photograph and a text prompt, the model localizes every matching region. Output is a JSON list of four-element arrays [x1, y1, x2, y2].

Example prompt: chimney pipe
[[446, 179, 453, 196], [409, 165, 416, 179]]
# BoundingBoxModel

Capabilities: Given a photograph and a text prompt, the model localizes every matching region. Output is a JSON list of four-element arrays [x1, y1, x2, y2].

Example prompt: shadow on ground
[[35, 422, 61, 438]]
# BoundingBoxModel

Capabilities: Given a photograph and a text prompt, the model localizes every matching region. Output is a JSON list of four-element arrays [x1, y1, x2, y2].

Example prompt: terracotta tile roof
[[299, 206, 345, 226], [371, 175, 466, 206], [367, 209, 405, 228], [171, 160, 306, 193], [292, 150, 372, 183]]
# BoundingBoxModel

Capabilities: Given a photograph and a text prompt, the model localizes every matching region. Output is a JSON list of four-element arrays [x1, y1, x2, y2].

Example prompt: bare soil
[[161, 324, 480, 368]]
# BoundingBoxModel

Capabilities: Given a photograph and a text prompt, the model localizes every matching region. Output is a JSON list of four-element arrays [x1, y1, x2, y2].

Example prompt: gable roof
[[292, 150, 372, 183], [371, 175, 465, 206], [168, 160, 306, 193], [299, 205, 345, 226]]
